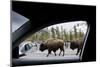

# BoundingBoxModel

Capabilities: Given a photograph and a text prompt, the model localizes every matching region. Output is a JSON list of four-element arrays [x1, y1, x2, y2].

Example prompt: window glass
[[19, 21, 88, 61], [11, 11, 29, 32]]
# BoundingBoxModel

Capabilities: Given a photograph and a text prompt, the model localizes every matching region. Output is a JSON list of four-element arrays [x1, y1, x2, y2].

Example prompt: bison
[[39, 38, 65, 57], [70, 40, 83, 55]]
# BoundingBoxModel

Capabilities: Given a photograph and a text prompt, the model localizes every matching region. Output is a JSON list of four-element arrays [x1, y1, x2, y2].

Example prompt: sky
[[44, 21, 87, 34]]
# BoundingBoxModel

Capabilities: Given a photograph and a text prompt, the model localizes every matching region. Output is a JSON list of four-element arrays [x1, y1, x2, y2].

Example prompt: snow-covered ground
[[13, 45, 80, 66], [18, 45, 80, 61], [13, 41, 80, 63]]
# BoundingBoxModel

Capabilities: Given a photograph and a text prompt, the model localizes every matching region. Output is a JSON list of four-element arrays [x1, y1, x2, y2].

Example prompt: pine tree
[[79, 29, 84, 40], [74, 25, 77, 40], [63, 29, 68, 41], [70, 31, 73, 41], [61, 26, 64, 39], [56, 26, 60, 39], [51, 27, 56, 38]]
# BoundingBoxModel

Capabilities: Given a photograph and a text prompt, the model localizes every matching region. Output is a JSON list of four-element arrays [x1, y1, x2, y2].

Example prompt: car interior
[[12, 1, 96, 66]]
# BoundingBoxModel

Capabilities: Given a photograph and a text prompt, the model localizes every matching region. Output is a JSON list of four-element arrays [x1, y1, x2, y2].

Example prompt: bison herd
[[39, 38, 83, 57]]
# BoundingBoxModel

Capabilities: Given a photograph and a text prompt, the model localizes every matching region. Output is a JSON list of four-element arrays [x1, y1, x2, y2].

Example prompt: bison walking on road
[[70, 40, 83, 55], [39, 38, 65, 57]]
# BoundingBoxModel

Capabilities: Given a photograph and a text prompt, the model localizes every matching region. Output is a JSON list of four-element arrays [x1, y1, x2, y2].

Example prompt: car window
[[18, 21, 88, 61], [20, 46, 25, 53], [11, 11, 29, 32]]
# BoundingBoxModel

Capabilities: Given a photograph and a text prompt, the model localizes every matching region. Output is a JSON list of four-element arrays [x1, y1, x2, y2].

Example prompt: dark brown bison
[[70, 40, 83, 55], [39, 38, 65, 57]]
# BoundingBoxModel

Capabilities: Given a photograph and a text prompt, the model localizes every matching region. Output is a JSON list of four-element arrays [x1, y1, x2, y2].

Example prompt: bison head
[[70, 44, 75, 50], [70, 41, 79, 50], [39, 43, 47, 52]]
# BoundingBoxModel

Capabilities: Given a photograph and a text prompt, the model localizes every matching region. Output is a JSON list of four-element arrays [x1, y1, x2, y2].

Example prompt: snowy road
[[13, 47, 80, 66], [19, 46, 80, 60]]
